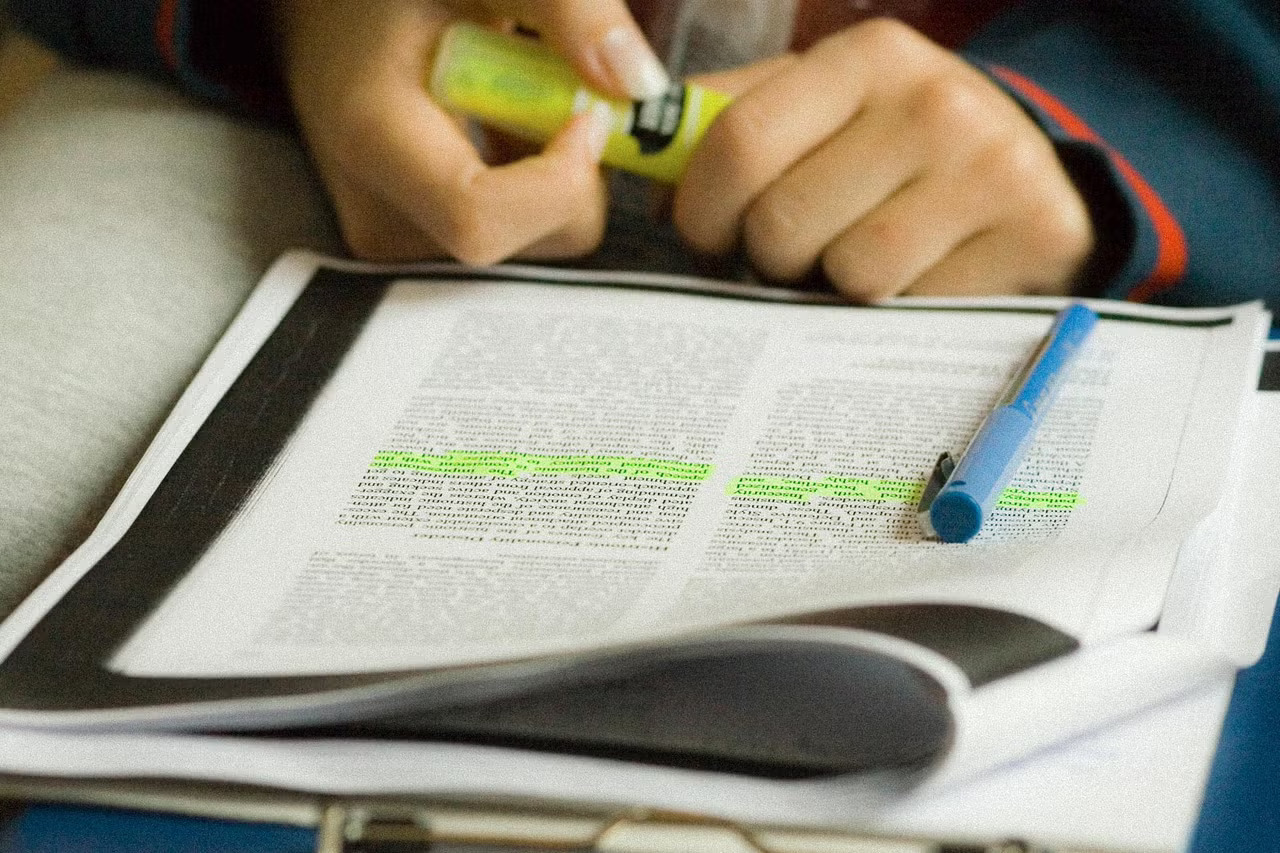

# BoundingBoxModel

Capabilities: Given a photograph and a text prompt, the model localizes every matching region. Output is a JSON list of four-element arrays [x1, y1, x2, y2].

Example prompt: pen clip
[[916, 451, 956, 538]]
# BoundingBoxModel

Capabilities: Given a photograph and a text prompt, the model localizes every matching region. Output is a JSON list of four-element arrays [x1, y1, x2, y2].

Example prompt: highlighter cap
[[430, 21, 584, 144]]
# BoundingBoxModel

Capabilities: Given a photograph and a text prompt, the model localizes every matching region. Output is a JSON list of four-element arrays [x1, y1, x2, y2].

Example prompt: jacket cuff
[[11, 0, 286, 117], [171, 0, 289, 118], [978, 63, 1189, 302], [11, 0, 174, 81]]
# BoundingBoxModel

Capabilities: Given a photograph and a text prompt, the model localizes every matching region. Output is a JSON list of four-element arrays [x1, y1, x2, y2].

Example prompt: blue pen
[[919, 302, 1099, 543]]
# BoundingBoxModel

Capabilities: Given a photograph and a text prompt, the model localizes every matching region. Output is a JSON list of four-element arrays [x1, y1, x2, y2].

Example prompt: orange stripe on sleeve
[[155, 0, 180, 72], [991, 67, 1188, 301]]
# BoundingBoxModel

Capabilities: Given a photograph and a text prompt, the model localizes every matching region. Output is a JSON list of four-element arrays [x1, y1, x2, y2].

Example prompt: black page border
[[0, 264, 1237, 714], [0, 268, 401, 709], [1260, 349, 1280, 391]]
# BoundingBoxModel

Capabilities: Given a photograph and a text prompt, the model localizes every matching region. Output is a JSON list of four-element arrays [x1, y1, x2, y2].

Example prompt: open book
[[0, 252, 1274, 813]]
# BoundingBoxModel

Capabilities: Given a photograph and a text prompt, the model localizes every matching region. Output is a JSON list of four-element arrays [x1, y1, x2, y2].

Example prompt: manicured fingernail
[[582, 101, 613, 162], [600, 26, 670, 100]]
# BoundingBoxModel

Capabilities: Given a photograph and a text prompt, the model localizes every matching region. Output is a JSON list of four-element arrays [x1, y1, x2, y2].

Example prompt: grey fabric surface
[[0, 68, 340, 617]]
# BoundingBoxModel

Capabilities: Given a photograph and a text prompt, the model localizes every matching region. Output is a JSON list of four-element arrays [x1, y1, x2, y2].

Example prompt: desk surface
[[1192, 562, 1280, 849], [1194, 648, 1280, 850]]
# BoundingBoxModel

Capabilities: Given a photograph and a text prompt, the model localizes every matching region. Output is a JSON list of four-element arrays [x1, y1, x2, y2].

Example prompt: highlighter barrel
[[429, 22, 732, 183]]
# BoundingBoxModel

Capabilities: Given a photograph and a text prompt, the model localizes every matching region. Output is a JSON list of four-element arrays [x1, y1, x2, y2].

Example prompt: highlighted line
[[369, 452, 1083, 508], [996, 488, 1085, 509], [727, 476, 1082, 509], [370, 450, 712, 482]]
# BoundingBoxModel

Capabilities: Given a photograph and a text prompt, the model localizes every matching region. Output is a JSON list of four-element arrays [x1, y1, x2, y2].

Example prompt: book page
[[110, 264, 1265, 677]]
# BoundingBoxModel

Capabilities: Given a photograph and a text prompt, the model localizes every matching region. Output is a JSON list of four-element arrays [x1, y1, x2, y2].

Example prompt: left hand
[[273, 0, 666, 266], [673, 18, 1094, 301]]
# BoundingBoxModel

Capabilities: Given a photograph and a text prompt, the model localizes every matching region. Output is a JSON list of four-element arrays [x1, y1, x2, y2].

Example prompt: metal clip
[[315, 801, 1073, 853]]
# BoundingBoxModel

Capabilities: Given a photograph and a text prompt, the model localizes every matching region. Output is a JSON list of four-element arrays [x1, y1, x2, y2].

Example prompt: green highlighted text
[[370, 450, 712, 482], [726, 475, 1082, 509], [369, 451, 1083, 509]]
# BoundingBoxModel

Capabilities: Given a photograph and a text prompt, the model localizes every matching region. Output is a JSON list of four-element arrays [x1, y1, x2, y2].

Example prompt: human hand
[[273, 0, 669, 265], [673, 19, 1094, 301]]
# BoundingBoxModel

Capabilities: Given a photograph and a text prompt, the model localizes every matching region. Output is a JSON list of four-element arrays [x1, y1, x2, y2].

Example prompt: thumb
[[492, 0, 671, 100]]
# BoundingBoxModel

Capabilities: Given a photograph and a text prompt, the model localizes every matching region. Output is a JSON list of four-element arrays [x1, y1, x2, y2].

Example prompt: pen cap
[[929, 406, 1036, 543], [429, 22, 732, 183]]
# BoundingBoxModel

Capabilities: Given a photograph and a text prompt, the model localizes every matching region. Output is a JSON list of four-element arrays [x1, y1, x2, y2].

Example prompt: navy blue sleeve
[[963, 0, 1280, 316], [8, 0, 170, 75], [7, 0, 284, 115]]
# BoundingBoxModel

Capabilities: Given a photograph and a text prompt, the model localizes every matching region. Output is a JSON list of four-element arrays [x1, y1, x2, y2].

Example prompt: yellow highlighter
[[429, 22, 733, 183]]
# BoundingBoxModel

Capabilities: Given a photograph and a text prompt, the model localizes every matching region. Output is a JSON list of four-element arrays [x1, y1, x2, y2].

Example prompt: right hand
[[273, 0, 669, 265], [674, 20, 1093, 302]]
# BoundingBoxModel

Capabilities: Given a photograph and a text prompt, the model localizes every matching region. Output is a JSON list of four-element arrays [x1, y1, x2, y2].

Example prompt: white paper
[[99, 257, 1265, 678], [0, 677, 1238, 852], [0, 257, 1274, 853]]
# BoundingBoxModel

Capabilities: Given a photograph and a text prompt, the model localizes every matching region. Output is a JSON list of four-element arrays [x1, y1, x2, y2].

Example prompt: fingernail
[[600, 26, 671, 101], [582, 101, 613, 162]]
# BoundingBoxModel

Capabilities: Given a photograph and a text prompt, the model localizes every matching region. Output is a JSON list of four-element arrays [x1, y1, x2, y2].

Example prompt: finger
[[513, 193, 610, 260], [820, 171, 993, 303], [901, 137, 1093, 297], [739, 105, 922, 282], [906, 199, 1092, 297], [326, 170, 446, 261], [354, 82, 612, 265], [674, 35, 872, 256], [900, 227, 1077, 297], [688, 53, 798, 98], [325, 150, 610, 263], [492, 0, 670, 99]]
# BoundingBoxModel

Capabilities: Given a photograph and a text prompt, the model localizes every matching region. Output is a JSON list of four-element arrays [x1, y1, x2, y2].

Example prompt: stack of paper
[[0, 253, 1275, 851]]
